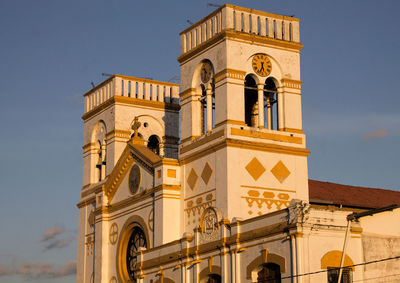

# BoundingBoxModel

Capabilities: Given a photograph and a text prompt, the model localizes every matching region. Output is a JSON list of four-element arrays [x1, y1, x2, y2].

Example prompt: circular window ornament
[[252, 54, 272, 77], [109, 223, 118, 245], [128, 164, 141, 195], [200, 207, 220, 240], [200, 62, 213, 83]]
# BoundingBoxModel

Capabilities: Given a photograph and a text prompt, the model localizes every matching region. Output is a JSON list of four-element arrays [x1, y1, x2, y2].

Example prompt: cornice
[[214, 68, 246, 84], [178, 30, 303, 64]]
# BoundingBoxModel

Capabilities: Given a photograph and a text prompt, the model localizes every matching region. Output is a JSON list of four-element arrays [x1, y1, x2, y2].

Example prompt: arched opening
[[147, 135, 160, 155], [126, 226, 147, 282], [95, 139, 106, 182], [200, 84, 207, 134], [264, 78, 278, 130], [207, 274, 221, 283], [321, 250, 354, 283], [244, 75, 259, 127], [257, 263, 281, 283]]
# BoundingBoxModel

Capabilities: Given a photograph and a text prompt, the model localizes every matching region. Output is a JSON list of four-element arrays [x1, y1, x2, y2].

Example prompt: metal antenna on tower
[[168, 76, 180, 83], [207, 3, 221, 8]]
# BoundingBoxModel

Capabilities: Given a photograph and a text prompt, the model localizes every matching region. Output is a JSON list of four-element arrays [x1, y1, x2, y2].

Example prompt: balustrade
[[83, 75, 180, 113], [180, 4, 300, 55]]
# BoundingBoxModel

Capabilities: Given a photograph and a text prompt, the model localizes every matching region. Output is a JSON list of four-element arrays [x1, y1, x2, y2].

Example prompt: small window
[[328, 267, 352, 283], [147, 135, 160, 155], [257, 263, 281, 283], [207, 274, 221, 283]]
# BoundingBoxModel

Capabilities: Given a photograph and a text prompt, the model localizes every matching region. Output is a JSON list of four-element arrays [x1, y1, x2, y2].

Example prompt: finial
[[130, 117, 145, 146], [131, 117, 142, 138]]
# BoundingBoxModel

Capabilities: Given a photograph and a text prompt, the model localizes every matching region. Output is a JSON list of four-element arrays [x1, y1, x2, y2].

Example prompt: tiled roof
[[308, 179, 400, 209]]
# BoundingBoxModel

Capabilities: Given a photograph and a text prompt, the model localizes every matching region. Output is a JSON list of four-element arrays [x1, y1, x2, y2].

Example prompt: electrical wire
[[281, 255, 400, 279]]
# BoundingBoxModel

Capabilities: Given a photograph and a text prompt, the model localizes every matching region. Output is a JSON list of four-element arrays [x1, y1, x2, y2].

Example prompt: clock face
[[252, 54, 272, 77], [200, 62, 212, 83], [128, 164, 141, 194]]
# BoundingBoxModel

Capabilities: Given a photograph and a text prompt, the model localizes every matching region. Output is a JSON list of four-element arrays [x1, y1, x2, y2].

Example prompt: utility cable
[[281, 255, 400, 279]]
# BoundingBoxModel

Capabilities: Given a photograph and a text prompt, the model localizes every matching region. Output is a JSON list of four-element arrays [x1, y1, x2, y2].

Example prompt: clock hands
[[259, 61, 265, 73]]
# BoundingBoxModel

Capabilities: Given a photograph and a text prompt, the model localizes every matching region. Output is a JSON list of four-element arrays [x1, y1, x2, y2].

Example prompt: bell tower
[[178, 4, 310, 231], [81, 75, 180, 188]]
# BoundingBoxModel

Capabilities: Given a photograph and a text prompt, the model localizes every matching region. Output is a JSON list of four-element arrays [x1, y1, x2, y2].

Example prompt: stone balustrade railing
[[180, 4, 300, 55], [83, 75, 180, 113]]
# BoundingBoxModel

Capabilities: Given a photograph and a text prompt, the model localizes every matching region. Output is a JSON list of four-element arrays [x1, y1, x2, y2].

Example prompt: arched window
[[147, 135, 160, 155], [257, 263, 281, 283], [207, 274, 221, 283], [264, 78, 278, 130], [244, 75, 258, 127], [126, 226, 147, 282]]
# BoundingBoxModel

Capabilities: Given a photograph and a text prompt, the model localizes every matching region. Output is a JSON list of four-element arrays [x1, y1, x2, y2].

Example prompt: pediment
[[103, 141, 161, 204]]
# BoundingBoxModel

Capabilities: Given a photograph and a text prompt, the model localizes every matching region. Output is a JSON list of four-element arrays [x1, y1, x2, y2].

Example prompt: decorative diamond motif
[[271, 161, 290, 183], [187, 168, 199, 190], [201, 162, 213, 185], [245, 157, 265, 181]]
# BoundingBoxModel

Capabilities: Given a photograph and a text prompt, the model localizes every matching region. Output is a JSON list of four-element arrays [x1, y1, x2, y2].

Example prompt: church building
[[77, 4, 400, 283]]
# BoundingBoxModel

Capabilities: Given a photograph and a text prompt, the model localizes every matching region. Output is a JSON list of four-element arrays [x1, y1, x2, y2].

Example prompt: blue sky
[[0, 0, 399, 282]]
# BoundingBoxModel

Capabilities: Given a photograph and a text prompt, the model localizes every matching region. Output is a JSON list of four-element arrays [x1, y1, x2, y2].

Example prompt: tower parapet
[[83, 74, 180, 115], [179, 4, 301, 58]]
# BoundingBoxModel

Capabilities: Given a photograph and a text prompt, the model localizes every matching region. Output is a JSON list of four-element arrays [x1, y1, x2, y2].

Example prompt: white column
[[251, 14, 257, 34], [296, 235, 304, 283], [234, 11, 241, 31], [277, 89, 284, 130], [257, 84, 265, 128], [137, 82, 143, 99], [267, 97, 272, 130], [144, 83, 150, 100], [260, 17, 266, 36], [206, 88, 213, 132]]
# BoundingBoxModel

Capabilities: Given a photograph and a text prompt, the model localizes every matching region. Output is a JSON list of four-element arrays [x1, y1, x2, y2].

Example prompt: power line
[[281, 255, 400, 279], [353, 273, 400, 282]]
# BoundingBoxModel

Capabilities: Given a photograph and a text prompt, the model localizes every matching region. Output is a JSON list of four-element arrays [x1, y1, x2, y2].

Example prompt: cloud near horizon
[[0, 260, 76, 279], [40, 226, 74, 251], [41, 226, 66, 242], [363, 129, 388, 140], [43, 237, 75, 251]]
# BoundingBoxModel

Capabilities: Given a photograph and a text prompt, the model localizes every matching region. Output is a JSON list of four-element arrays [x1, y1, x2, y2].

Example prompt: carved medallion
[[109, 223, 118, 245], [200, 207, 219, 240], [128, 164, 141, 194]]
